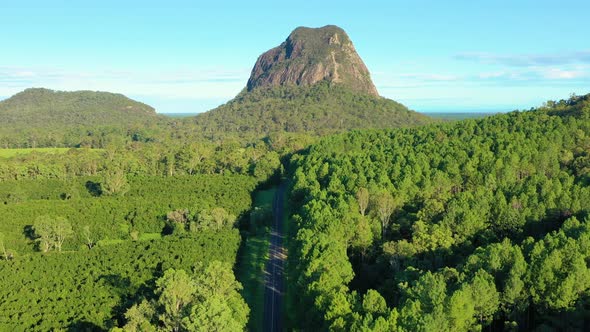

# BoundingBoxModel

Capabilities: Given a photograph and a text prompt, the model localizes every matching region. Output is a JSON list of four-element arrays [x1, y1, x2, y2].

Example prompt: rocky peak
[[246, 25, 379, 96]]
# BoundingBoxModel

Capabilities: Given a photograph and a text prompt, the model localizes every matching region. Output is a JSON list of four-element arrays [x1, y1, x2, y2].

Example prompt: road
[[263, 183, 286, 332]]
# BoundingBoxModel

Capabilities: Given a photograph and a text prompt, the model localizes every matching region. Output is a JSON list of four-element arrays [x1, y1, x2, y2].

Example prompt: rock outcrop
[[246, 25, 379, 96]]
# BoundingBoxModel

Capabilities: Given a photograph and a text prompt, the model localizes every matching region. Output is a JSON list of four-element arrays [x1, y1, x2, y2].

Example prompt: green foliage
[[32, 215, 73, 252], [102, 168, 130, 196], [287, 95, 590, 330], [0, 147, 71, 158], [0, 231, 240, 330], [120, 262, 249, 332], [0, 175, 255, 253], [0, 88, 162, 148], [195, 81, 432, 135]]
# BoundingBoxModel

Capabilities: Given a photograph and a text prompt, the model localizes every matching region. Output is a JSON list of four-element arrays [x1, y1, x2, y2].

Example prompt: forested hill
[[190, 25, 433, 134], [0, 88, 160, 128], [193, 80, 432, 135], [286, 93, 590, 331]]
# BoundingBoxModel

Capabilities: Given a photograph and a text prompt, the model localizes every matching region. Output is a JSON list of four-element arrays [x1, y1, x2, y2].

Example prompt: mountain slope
[[195, 82, 431, 134]]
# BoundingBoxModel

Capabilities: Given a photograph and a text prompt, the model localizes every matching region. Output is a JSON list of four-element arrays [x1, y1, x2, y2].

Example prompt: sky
[[1, 0, 589, 113]]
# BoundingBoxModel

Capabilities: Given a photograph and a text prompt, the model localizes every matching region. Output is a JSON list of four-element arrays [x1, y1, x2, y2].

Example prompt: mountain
[[247, 25, 378, 96], [0, 88, 159, 128], [193, 25, 432, 134]]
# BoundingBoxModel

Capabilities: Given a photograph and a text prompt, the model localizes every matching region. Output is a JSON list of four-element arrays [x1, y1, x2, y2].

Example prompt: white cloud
[[541, 68, 585, 80], [455, 50, 590, 67], [0, 66, 251, 100]]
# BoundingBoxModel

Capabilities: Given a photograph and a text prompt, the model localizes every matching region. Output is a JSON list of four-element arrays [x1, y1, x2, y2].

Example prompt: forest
[[285, 94, 590, 331]]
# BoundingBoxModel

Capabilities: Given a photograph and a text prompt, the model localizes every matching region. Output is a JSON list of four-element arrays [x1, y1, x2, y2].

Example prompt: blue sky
[[1, 0, 589, 113]]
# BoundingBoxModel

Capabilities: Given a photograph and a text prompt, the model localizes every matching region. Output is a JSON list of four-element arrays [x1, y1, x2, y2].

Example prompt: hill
[[0, 88, 159, 128], [0, 88, 164, 148], [193, 26, 432, 134]]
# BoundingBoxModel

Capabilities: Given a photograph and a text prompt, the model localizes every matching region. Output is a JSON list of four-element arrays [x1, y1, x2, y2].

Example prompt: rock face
[[246, 25, 379, 96]]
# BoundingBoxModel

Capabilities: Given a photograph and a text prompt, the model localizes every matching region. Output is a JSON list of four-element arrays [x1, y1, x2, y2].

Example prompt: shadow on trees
[[67, 321, 103, 332], [85, 181, 102, 197], [99, 273, 158, 328], [23, 225, 40, 251]]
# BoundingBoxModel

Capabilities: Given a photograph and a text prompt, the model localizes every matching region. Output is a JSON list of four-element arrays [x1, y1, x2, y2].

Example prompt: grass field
[[0, 148, 72, 158], [237, 187, 275, 332]]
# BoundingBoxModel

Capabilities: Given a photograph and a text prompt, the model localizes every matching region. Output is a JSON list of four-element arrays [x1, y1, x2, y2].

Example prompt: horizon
[[2, 0, 589, 113]]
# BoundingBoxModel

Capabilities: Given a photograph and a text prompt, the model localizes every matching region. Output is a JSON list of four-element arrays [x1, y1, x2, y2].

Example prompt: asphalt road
[[263, 184, 286, 332]]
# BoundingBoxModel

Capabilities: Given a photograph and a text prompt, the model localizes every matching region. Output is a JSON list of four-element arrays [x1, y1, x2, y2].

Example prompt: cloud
[[397, 73, 460, 81], [0, 66, 250, 100], [540, 68, 585, 80], [454, 50, 590, 67]]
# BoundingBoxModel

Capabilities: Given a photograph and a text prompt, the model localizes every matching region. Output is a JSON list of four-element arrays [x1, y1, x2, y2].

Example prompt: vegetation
[[0, 147, 72, 158], [0, 231, 240, 330], [287, 94, 590, 330], [117, 263, 249, 332], [195, 82, 432, 135], [0, 174, 255, 254], [236, 188, 275, 331], [0, 88, 163, 148]]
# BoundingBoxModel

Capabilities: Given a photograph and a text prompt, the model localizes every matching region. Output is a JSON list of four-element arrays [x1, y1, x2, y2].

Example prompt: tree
[[120, 263, 248, 332], [32, 216, 73, 252], [193, 208, 236, 231], [184, 261, 249, 331], [122, 300, 157, 332], [102, 168, 130, 196], [469, 269, 499, 326], [52, 217, 73, 252], [33, 216, 54, 253], [374, 191, 396, 240], [356, 187, 369, 216], [351, 216, 373, 259], [156, 269, 196, 331], [83, 225, 95, 249], [362, 290, 387, 316]]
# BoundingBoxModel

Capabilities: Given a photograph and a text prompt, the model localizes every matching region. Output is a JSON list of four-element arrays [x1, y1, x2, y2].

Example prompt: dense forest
[[286, 94, 590, 331]]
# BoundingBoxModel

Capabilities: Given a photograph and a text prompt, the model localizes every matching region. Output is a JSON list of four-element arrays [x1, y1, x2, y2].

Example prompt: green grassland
[[0, 148, 73, 158]]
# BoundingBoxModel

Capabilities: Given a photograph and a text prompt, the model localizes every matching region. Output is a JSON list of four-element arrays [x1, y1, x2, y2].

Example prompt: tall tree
[[156, 269, 196, 332], [52, 217, 73, 252], [374, 191, 396, 240], [356, 187, 369, 216], [184, 261, 249, 331], [102, 168, 130, 196], [33, 216, 54, 253]]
